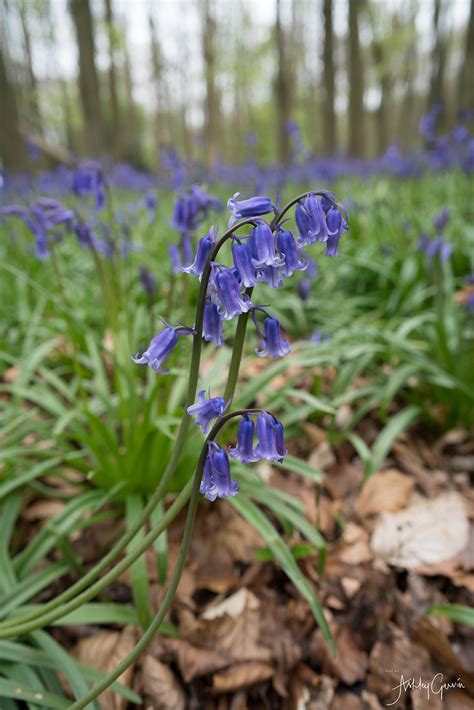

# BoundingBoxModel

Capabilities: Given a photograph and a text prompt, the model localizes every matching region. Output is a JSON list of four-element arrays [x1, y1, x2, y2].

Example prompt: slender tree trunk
[[322, 0, 336, 154], [348, 0, 365, 156], [0, 45, 28, 170], [202, 0, 220, 171], [70, 0, 103, 156], [149, 14, 171, 155], [367, 7, 391, 155], [275, 0, 292, 164], [122, 36, 143, 165], [60, 79, 75, 152], [104, 0, 122, 160], [458, 0, 474, 113], [428, 0, 448, 111], [19, 0, 42, 133]]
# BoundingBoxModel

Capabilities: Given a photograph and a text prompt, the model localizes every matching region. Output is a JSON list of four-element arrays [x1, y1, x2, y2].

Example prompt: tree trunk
[[104, 0, 122, 160], [149, 14, 171, 155], [348, 0, 365, 156], [70, 0, 103, 156], [60, 79, 75, 153], [458, 0, 474, 113], [19, 0, 42, 133], [202, 0, 220, 171], [0, 44, 28, 171], [428, 0, 448, 111], [322, 0, 336, 154], [275, 0, 292, 164]]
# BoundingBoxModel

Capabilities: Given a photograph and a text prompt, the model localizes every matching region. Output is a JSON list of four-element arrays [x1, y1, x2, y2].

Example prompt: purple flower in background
[[203, 300, 224, 346], [251, 222, 284, 269], [227, 192, 275, 226], [424, 236, 452, 262], [256, 412, 287, 463], [144, 191, 158, 218], [298, 257, 318, 301], [232, 239, 259, 287], [277, 228, 308, 276], [200, 442, 239, 501], [433, 208, 450, 232], [139, 265, 157, 299], [169, 244, 182, 272], [132, 325, 193, 375], [212, 265, 252, 320], [311, 330, 331, 345], [229, 415, 260, 463], [72, 161, 105, 209], [187, 390, 229, 434], [181, 227, 216, 277], [255, 316, 291, 359]]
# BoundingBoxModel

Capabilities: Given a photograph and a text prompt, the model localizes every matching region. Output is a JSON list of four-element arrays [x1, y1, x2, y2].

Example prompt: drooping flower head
[[255, 412, 287, 462], [227, 193, 275, 227], [433, 208, 450, 233], [211, 264, 253, 320], [255, 315, 291, 359], [229, 415, 260, 463], [232, 238, 260, 287], [181, 226, 217, 277], [276, 228, 308, 277], [200, 442, 239, 501], [139, 265, 157, 300], [251, 222, 284, 269], [203, 300, 225, 346], [72, 161, 105, 209], [325, 206, 348, 257], [132, 324, 193, 375], [187, 390, 229, 434]]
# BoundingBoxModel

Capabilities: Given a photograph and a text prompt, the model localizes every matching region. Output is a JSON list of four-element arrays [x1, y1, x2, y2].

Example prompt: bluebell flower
[[212, 265, 252, 320], [232, 239, 259, 287], [251, 222, 284, 269], [276, 228, 308, 276], [229, 415, 260, 463], [306, 194, 329, 243], [132, 325, 192, 374], [169, 245, 182, 272], [425, 236, 452, 262], [325, 207, 347, 257], [72, 161, 105, 209], [200, 442, 239, 501], [227, 192, 275, 226], [187, 390, 229, 434], [203, 301, 224, 346], [255, 317, 291, 359], [259, 265, 284, 288], [255, 412, 287, 462], [433, 208, 450, 233], [181, 227, 216, 276], [139, 265, 157, 299], [320, 191, 336, 214]]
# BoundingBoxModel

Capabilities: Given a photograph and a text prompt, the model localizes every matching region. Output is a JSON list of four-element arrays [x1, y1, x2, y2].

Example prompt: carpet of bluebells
[[0, 113, 473, 706]]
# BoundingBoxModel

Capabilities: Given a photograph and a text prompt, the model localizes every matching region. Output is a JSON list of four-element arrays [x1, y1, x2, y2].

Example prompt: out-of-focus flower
[[132, 325, 193, 374], [229, 415, 260, 463], [187, 390, 228, 434], [72, 161, 105, 209], [200, 442, 239, 501], [255, 316, 291, 359], [139, 265, 157, 299], [227, 193, 275, 227], [433, 208, 450, 232]]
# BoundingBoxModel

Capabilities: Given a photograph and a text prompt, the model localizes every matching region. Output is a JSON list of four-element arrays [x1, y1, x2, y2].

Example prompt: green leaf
[[427, 604, 474, 627], [0, 678, 70, 709], [126, 495, 153, 628], [230, 496, 334, 654]]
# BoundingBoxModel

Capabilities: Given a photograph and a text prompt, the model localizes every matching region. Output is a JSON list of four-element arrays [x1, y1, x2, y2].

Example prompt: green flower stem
[[224, 287, 254, 402], [69, 409, 258, 709], [0, 480, 193, 638], [0, 218, 256, 635]]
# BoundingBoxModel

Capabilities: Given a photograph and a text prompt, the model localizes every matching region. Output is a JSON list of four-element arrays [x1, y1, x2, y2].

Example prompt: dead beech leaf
[[338, 523, 373, 565], [164, 637, 231, 682], [190, 588, 271, 663], [73, 626, 136, 710], [212, 661, 274, 693], [141, 655, 185, 710], [22, 500, 66, 521], [309, 441, 336, 470], [310, 625, 368, 685], [371, 493, 469, 568], [355, 470, 414, 518]]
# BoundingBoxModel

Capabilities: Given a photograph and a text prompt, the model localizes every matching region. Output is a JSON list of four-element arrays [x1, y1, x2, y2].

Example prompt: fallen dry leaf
[[164, 637, 231, 682], [310, 624, 368, 686], [212, 661, 274, 693], [141, 655, 186, 710], [371, 492, 469, 568], [338, 522, 373, 565], [73, 626, 136, 710], [355, 469, 414, 518], [309, 441, 336, 470]]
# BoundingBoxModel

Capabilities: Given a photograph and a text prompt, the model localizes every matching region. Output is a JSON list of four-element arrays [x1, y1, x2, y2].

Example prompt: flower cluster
[[133, 189, 348, 502], [1, 198, 74, 258], [196, 410, 287, 501], [418, 207, 452, 263], [169, 185, 221, 272]]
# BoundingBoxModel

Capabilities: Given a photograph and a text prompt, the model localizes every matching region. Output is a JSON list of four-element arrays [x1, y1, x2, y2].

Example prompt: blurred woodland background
[[0, 0, 473, 172]]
